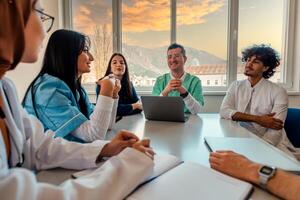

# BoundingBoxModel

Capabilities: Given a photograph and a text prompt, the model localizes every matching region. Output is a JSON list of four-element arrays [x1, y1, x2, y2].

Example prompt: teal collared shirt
[[152, 72, 204, 113], [23, 74, 94, 142]]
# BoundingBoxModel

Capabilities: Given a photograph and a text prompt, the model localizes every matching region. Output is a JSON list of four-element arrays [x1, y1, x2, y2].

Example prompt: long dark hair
[[22, 29, 90, 118], [104, 53, 132, 98]]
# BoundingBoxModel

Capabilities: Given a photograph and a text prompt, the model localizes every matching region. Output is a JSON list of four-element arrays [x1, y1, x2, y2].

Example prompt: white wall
[[6, 0, 61, 101], [6, 0, 300, 111]]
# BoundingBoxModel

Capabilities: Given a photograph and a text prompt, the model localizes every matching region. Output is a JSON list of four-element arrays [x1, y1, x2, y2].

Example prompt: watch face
[[260, 166, 274, 175]]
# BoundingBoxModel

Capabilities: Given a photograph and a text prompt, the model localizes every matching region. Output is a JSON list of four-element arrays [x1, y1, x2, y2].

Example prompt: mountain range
[[122, 44, 230, 78]]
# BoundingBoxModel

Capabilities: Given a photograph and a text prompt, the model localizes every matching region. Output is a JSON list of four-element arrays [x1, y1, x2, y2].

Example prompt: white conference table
[[37, 113, 281, 200]]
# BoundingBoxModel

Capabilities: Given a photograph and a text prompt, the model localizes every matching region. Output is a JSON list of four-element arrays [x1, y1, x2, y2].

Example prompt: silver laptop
[[204, 137, 300, 174], [141, 96, 188, 122]]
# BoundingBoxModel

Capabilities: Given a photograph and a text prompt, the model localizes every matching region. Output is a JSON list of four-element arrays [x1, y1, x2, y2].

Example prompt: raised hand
[[96, 78, 114, 97], [112, 79, 121, 99]]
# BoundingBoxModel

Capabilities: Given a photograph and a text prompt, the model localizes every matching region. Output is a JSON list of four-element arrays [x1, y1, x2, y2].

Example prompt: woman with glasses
[[96, 53, 143, 117], [23, 29, 119, 143], [0, 0, 154, 199], [35, 8, 54, 33]]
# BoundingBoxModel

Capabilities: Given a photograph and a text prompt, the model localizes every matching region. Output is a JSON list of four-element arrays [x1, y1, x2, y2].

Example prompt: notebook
[[127, 162, 253, 200], [204, 137, 300, 173], [141, 96, 188, 122]]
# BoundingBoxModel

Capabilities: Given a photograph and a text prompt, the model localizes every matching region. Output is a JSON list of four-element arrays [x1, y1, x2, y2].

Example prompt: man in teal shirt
[[152, 43, 204, 114]]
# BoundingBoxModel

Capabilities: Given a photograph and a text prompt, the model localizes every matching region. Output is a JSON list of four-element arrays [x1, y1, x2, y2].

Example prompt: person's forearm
[[183, 94, 202, 114], [232, 112, 259, 123], [35, 130, 107, 170], [108, 98, 118, 129], [72, 95, 113, 142], [247, 165, 300, 200], [267, 170, 300, 200], [1, 148, 153, 200], [161, 90, 168, 96]]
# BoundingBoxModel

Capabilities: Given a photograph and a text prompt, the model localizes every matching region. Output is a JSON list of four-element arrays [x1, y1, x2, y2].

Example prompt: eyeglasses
[[35, 9, 55, 33]]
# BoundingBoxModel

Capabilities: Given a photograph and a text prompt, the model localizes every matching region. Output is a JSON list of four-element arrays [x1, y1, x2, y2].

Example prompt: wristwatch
[[258, 165, 277, 189], [180, 91, 189, 99]]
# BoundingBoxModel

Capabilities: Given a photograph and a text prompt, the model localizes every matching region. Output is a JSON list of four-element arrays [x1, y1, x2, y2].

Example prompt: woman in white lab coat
[[0, 0, 154, 199]]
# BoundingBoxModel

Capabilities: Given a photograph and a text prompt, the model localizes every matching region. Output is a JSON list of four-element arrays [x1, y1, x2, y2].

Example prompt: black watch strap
[[180, 91, 189, 98]]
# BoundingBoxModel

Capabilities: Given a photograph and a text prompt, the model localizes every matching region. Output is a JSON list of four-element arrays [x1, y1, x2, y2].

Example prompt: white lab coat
[[0, 77, 154, 200], [220, 78, 295, 155]]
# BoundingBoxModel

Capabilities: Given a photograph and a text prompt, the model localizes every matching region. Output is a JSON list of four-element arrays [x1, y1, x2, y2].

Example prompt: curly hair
[[242, 44, 280, 79]]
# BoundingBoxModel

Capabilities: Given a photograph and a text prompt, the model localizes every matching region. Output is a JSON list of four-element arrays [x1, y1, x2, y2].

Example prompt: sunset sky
[[72, 0, 284, 59]]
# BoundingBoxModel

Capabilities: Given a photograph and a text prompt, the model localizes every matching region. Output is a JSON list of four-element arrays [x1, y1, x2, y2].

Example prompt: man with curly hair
[[220, 44, 295, 156]]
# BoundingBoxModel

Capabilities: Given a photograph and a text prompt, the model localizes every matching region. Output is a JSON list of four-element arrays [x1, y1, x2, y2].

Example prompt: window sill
[[86, 90, 300, 97], [83, 83, 300, 96]]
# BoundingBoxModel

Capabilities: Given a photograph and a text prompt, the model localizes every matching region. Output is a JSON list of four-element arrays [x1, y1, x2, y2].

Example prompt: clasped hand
[[162, 79, 186, 96], [99, 130, 155, 160]]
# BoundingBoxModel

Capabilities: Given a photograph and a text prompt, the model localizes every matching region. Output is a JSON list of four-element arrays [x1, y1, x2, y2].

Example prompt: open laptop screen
[[141, 96, 188, 122]]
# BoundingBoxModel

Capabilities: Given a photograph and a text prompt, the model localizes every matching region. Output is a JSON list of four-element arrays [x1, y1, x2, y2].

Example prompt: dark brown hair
[[168, 43, 186, 57], [242, 44, 280, 79], [23, 29, 91, 118], [0, 0, 33, 70], [104, 53, 132, 98]]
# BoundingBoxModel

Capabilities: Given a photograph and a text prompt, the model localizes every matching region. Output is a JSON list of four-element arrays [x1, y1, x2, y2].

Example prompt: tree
[[81, 24, 112, 83], [93, 24, 112, 79]]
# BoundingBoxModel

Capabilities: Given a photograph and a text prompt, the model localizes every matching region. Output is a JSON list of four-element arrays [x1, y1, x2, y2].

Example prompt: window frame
[[66, 0, 296, 94]]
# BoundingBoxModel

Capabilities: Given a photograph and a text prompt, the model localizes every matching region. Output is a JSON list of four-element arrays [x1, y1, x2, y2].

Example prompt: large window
[[72, 0, 113, 83], [177, 0, 228, 87], [237, 0, 285, 83], [122, 0, 170, 89], [70, 0, 295, 92]]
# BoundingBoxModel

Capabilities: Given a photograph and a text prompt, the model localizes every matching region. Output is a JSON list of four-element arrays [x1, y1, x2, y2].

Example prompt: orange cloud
[[122, 0, 170, 32], [73, 5, 94, 35], [73, 0, 225, 35], [73, 3, 112, 36], [123, 0, 225, 32], [177, 0, 224, 26]]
